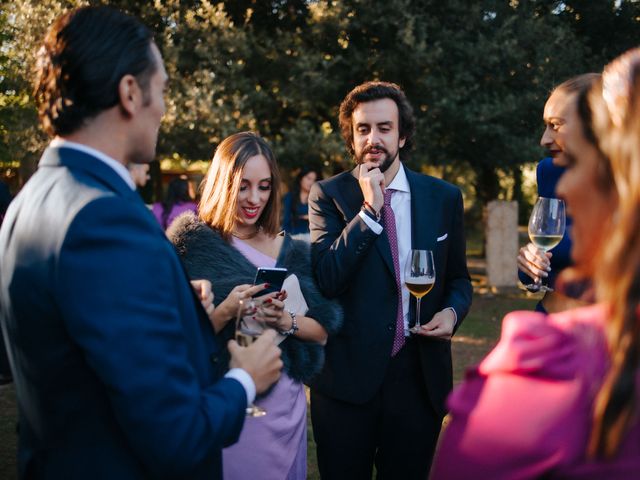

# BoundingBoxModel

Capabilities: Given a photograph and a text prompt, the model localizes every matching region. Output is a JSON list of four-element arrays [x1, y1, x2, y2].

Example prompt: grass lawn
[[0, 290, 538, 479]]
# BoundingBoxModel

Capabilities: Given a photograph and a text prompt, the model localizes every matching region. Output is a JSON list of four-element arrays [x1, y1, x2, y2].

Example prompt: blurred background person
[[168, 131, 342, 480], [151, 175, 197, 230], [431, 49, 640, 479], [517, 73, 600, 313], [281, 166, 320, 239]]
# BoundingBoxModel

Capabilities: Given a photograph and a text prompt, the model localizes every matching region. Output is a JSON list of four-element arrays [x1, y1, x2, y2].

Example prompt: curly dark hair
[[33, 6, 156, 137], [338, 81, 416, 161]]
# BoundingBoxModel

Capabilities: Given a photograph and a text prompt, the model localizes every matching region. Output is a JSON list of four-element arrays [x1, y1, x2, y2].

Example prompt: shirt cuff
[[358, 210, 383, 234], [225, 368, 256, 405], [445, 307, 458, 326]]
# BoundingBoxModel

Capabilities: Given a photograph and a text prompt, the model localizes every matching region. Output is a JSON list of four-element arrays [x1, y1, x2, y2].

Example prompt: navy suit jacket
[[0, 146, 246, 479], [309, 166, 472, 417]]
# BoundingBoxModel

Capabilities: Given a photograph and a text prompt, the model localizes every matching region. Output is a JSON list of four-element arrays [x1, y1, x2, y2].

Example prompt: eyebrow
[[356, 121, 394, 127], [241, 177, 272, 183]]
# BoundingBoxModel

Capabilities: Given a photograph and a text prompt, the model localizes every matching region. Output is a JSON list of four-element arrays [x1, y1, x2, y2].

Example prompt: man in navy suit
[[309, 82, 472, 479], [0, 6, 282, 479]]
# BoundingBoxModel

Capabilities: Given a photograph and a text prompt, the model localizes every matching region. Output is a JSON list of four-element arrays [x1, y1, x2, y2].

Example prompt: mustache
[[363, 145, 388, 155]]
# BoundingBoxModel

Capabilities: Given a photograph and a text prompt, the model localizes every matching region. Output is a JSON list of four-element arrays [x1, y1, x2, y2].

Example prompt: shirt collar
[[387, 163, 410, 193], [50, 138, 136, 190]]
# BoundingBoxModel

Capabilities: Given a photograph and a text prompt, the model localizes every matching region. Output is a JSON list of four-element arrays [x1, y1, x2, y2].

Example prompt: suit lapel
[[407, 168, 438, 252]]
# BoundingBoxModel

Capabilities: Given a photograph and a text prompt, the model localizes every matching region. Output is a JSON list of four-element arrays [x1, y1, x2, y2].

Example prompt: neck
[[383, 156, 401, 186], [61, 108, 130, 166], [232, 225, 259, 240]]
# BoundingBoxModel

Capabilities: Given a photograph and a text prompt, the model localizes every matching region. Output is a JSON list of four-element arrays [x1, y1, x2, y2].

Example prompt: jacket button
[[210, 354, 219, 364], [387, 323, 394, 331]]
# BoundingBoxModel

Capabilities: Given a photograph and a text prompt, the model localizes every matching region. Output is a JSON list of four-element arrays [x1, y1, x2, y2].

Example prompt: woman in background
[[168, 132, 341, 480], [152, 176, 197, 230], [517, 73, 599, 313], [431, 50, 640, 479], [281, 166, 320, 238]]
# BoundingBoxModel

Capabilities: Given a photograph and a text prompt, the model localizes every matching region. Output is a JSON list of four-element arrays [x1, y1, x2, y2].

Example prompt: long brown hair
[[199, 132, 281, 241], [581, 49, 640, 458]]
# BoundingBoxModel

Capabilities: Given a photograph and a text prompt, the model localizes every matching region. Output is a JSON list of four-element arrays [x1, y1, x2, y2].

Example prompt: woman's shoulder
[[479, 304, 608, 380], [166, 212, 225, 251]]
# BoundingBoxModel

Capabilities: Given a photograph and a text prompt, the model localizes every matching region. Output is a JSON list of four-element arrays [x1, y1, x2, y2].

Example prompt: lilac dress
[[222, 238, 307, 480]]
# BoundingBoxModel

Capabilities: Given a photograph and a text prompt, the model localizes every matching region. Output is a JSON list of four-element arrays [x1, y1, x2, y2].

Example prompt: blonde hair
[[582, 49, 640, 458], [198, 132, 281, 240]]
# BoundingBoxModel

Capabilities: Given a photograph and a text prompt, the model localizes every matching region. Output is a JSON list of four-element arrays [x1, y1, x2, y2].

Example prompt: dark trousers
[[311, 340, 442, 480], [0, 327, 11, 384]]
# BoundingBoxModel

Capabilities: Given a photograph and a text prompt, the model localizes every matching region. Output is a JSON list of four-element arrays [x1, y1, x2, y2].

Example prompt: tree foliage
[[1, 0, 639, 206]]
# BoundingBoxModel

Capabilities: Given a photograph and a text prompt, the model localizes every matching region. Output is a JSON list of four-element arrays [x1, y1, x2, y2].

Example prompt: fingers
[[190, 279, 213, 301], [236, 283, 267, 299], [517, 243, 551, 280], [416, 322, 452, 339], [229, 330, 283, 393], [359, 162, 382, 175], [415, 311, 454, 339]]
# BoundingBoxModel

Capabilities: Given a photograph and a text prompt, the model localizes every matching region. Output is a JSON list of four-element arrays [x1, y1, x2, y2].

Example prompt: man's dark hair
[[338, 81, 416, 161], [34, 6, 156, 137]]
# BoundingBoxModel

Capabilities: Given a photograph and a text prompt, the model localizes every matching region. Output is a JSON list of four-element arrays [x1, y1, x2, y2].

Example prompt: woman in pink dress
[[430, 49, 640, 479], [168, 132, 342, 479]]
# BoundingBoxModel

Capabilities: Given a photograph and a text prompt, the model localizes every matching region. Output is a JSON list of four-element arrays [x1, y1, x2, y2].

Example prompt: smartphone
[[253, 267, 288, 296]]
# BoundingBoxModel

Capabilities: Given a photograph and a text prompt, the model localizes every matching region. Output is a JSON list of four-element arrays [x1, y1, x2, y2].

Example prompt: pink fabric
[[430, 304, 640, 479], [223, 237, 308, 480], [383, 189, 405, 356]]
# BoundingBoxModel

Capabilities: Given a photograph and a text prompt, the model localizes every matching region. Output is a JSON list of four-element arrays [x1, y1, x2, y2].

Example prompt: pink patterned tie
[[383, 189, 405, 356]]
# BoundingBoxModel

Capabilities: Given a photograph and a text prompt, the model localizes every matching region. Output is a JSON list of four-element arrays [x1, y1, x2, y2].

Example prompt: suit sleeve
[[308, 180, 379, 298], [55, 197, 245, 477], [443, 189, 473, 327]]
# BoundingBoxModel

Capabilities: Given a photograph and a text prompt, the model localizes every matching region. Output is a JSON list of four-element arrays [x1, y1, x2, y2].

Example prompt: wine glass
[[235, 298, 267, 417], [405, 250, 436, 334], [525, 197, 566, 292]]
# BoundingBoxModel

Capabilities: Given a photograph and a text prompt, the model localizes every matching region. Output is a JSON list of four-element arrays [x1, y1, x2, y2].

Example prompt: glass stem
[[416, 297, 422, 330]]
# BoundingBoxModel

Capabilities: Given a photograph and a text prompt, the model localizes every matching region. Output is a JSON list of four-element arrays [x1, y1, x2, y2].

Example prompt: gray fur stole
[[167, 213, 343, 384]]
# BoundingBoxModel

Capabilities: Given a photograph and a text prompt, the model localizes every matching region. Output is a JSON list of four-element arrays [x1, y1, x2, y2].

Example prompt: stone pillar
[[485, 200, 518, 288]]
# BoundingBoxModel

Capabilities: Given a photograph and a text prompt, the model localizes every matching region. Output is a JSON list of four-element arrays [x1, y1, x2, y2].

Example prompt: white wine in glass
[[526, 197, 566, 292], [235, 299, 267, 417], [405, 250, 436, 334]]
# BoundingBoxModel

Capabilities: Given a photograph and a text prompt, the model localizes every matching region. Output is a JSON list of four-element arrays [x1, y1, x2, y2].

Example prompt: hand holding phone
[[253, 267, 288, 296]]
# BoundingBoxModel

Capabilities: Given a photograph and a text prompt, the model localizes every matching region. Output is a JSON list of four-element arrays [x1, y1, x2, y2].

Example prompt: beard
[[355, 145, 399, 173]]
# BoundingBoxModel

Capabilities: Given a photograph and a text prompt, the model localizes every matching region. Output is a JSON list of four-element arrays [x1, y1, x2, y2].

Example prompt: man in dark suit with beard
[[309, 81, 472, 479], [0, 6, 282, 479]]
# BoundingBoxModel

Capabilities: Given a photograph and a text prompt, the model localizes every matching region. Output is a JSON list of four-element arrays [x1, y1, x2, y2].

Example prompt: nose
[[367, 129, 380, 146], [248, 187, 260, 204], [540, 127, 553, 149]]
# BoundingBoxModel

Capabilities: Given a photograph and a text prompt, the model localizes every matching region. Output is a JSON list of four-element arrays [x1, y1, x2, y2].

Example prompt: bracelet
[[361, 202, 381, 222], [278, 310, 299, 336]]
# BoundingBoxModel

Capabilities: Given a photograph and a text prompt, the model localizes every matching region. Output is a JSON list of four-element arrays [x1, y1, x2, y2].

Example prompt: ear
[[118, 74, 142, 117], [399, 136, 406, 149]]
